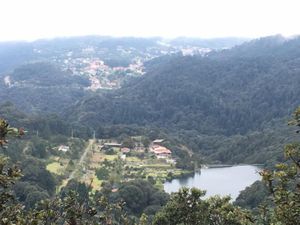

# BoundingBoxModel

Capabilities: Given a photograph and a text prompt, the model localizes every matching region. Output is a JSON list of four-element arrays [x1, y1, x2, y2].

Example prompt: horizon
[[0, 34, 254, 44], [0, 33, 298, 45], [1, 0, 300, 42]]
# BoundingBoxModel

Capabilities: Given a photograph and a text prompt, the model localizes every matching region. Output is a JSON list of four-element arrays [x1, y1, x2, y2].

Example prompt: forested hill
[[67, 35, 300, 136], [0, 62, 90, 113], [0, 36, 248, 114], [211, 35, 300, 59]]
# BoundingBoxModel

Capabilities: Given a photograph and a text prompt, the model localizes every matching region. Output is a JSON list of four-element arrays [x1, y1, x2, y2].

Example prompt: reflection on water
[[164, 165, 261, 200], [178, 178, 189, 186]]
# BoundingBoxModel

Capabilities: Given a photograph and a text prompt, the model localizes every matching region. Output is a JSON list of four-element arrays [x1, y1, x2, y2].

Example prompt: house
[[121, 147, 131, 154], [150, 145, 172, 159], [58, 145, 69, 152], [103, 143, 122, 148]]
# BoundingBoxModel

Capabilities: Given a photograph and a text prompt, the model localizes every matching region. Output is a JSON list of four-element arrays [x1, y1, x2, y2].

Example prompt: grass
[[142, 163, 172, 169], [91, 175, 103, 190], [46, 162, 66, 175], [126, 156, 142, 162], [103, 154, 119, 161]]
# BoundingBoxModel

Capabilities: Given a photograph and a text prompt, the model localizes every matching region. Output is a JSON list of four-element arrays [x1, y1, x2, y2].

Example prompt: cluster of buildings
[[34, 42, 211, 91], [149, 139, 172, 159], [98, 138, 173, 160], [48, 47, 146, 90], [150, 145, 172, 159], [181, 47, 211, 56]]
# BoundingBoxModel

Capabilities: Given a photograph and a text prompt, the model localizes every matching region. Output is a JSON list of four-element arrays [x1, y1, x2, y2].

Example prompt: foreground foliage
[[153, 188, 253, 225], [258, 107, 300, 225]]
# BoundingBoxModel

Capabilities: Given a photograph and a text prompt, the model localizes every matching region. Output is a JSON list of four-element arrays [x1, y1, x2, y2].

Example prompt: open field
[[126, 156, 142, 162], [46, 162, 67, 175], [91, 175, 102, 190], [103, 154, 119, 160]]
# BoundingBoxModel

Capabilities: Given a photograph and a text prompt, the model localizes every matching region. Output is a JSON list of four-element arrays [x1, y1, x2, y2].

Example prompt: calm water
[[164, 165, 261, 200]]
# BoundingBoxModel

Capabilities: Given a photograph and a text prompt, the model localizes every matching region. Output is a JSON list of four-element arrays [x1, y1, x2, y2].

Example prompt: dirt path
[[62, 139, 95, 187], [22, 141, 30, 154]]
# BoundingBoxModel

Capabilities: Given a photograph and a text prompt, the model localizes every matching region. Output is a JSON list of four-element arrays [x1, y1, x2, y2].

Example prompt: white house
[[58, 145, 70, 152]]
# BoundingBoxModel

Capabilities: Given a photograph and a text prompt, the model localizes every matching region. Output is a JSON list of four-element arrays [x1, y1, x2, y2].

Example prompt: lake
[[164, 165, 261, 200]]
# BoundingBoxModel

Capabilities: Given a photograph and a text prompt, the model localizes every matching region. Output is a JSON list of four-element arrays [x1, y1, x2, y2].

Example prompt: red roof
[[152, 146, 171, 155]]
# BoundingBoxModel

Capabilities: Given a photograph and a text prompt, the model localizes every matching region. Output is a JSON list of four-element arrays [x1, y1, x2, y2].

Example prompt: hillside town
[[32, 43, 211, 90]]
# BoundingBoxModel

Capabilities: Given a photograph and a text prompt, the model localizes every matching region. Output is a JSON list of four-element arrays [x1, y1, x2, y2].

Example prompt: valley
[[1, 35, 300, 224]]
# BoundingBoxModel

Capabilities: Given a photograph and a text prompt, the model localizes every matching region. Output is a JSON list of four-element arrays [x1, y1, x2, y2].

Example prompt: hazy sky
[[0, 0, 299, 41]]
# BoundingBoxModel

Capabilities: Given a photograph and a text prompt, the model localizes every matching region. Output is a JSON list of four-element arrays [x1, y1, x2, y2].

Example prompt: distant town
[[34, 43, 211, 90]]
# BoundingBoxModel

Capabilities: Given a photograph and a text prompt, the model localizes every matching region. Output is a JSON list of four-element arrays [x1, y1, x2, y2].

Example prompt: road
[[62, 139, 95, 187]]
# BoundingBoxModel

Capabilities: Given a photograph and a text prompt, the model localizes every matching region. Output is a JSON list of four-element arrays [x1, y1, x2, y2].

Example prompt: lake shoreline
[[164, 165, 262, 200], [202, 163, 264, 169]]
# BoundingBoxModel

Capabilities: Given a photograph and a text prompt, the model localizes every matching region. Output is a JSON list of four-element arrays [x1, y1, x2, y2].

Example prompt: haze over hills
[[0, 36, 248, 114], [0, 36, 247, 73], [1, 35, 300, 164]]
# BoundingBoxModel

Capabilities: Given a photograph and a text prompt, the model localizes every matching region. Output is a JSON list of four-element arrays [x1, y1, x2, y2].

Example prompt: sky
[[0, 0, 299, 42]]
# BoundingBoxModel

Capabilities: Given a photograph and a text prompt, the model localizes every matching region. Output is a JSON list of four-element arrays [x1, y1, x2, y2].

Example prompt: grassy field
[[46, 162, 66, 175], [126, 156, 142, 162], [91, 175, 102, 190], [142, 163, 172, 168], [103, 154, 119, 160]]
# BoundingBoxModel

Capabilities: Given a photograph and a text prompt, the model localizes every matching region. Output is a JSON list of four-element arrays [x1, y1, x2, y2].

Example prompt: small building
[[150, 145, 172, 159], [58, 145, 70, 152], [101, 142, 122, 151], [153, 139, 165, 144], [121, 147, 131, 154], [103, 143, 122, 148], [166, 158, 176, 164], [121, 154, 126, 160]]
